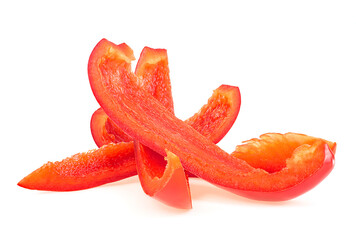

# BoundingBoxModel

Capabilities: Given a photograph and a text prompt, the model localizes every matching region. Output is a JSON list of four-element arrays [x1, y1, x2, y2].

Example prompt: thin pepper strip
[[18, 143, 137, 191], [88, 39, 336, 201], [133, 45, 190, 208]]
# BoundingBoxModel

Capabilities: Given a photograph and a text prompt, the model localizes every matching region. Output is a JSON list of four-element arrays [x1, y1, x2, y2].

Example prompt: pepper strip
[[132, 46, 190, 208], [18, 143, 137, 191], [135, 143, 192, 209], [88, 39, 336, 201]]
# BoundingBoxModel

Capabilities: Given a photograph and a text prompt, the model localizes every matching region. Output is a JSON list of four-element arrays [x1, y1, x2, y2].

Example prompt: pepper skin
[[135, 142, 192, 209], [88, 38, 336, 201]]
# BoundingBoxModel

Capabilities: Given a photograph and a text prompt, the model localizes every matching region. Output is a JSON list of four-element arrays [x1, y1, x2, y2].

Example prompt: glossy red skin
[[225, 144, 335, 201], [88, 39, 336, 201], [17, 143, 137, 191], [135, 141, 192, 209]]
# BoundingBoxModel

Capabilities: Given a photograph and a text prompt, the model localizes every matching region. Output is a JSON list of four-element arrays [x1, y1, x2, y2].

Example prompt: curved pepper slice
[[133, 46, 191, 208], [135, 142, 192, 209], [229, 133, 336, 200], [88, 39, 336, 201], [91, 108, 133, 147], [17, 143, 136, 191]]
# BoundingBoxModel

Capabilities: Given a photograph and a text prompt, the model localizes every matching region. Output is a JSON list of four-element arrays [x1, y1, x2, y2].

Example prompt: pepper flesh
[[18, 42, 241, 196], [90, 46, 173, 148], [18, 84, 241, 193], [17, 143, 137, 191], [91, 85, 240, 148], [88, 39, 336, 201], [135, 142, 192, 209], [132, 45, 190, 208], [88, 42, 240, 207], [91, 108, 133, 147]]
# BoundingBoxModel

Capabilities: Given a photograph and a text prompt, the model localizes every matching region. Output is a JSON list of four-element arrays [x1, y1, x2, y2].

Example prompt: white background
[[1, 0, 355, 239]]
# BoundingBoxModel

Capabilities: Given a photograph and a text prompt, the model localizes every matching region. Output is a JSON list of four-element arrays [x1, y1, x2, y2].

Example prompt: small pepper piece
[[88, 38, 336, 201], [91, 108, 133, 147], [135, 142, 192, 209]]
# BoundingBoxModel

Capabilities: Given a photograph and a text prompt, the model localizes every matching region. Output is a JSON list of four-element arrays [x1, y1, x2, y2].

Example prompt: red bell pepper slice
[[17, 143, 137, 191], [88, 38, 336, 201], [135, 142, 192, 209], [91, 108, 133, 147], [132, 45, 190, 208], [134, 46, 174, 113]]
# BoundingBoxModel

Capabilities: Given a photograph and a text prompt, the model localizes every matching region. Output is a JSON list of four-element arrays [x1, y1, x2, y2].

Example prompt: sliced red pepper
[[90, 46, 175, 147], [184, 84, 241, 144], [88, 39, 336, 201], [135, 142, 192, 209], [134, 46, 174, 113], [91, 108, 133, 147], [18, 67, 241, 195], [88, 41, 240, 208], [17, 143, 137, 191], [132, 46, 191, 208], [89, 42, 241, 207], [91, 85, 240, 148], [229, 133, 336, 200]]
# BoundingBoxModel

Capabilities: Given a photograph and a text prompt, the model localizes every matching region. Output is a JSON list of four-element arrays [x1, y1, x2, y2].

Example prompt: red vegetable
[[18, 42, 241, 203], [18, 84, 240, 194], [91, 108, 133, 147], [90, 46, 174, 148], [132, 45, 189, 208], [88, 38, 336, 201], [17, 143, 137, 191], [135, 142, 192, 209], [88, 41, 241, 208]]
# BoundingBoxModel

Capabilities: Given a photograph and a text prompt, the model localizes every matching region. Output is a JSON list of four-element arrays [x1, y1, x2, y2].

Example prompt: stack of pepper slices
[[18, 39, 337, 209]]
